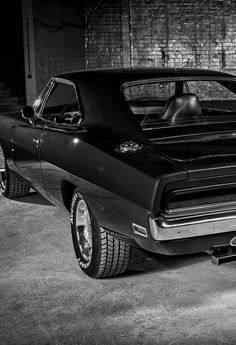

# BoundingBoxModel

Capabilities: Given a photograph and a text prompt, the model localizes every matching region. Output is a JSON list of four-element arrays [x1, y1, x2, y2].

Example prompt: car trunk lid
[[151, 128, 236, 178]]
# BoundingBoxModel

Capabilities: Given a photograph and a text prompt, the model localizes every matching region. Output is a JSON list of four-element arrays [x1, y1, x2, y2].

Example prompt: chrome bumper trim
[[149, 212, 236, 241]]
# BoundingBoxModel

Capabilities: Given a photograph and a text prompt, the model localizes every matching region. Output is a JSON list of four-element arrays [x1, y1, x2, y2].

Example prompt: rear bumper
[[136, 230, 236, 256], [149, 211, 236, 241]]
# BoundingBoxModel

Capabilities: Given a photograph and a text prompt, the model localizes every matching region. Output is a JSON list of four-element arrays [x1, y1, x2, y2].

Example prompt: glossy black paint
[[1, 67, 236, 256]]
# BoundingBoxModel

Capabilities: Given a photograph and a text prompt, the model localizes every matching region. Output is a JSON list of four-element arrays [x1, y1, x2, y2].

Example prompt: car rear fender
[[60, 177, 151, 241]]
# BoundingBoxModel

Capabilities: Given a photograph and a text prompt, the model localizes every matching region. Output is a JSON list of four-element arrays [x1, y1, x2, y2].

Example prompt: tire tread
[[96, 227, 131, 278], [5, 168, 30, 198]]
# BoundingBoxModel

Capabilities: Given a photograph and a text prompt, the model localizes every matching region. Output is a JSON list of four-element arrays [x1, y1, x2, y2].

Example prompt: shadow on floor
[[13, 191, 211, 278], [14, 191, 54, 206], [125, 247, 209, 277]]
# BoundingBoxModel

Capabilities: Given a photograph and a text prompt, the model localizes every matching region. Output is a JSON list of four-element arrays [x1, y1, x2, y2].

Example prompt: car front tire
[[71, 189, 132, 278], [0, 146, 30, 198]]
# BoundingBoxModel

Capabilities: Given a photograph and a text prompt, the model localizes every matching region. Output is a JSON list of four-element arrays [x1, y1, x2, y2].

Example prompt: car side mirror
[[21, 105, 35, 120]]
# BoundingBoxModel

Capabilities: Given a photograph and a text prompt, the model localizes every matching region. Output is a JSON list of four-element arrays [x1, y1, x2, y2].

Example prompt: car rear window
[[123, 81, 176, 101], [122, 79, 236, 129]]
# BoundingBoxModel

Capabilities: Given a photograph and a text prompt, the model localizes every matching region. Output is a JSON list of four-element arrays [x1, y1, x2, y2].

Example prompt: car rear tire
[[71, 189, 132, 278], [0, 146, 30, 198]]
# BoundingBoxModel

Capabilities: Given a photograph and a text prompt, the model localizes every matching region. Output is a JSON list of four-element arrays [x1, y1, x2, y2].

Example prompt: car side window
[[41, 82, 81, 125]]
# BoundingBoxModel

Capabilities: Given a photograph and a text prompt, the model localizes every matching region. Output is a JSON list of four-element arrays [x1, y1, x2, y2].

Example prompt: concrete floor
[[0, 193, 236, 345]]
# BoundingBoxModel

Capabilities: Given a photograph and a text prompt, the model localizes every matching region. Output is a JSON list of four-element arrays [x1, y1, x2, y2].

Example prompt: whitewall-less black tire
[[0, 146, 30, 198], [70, 189, 132, 278]]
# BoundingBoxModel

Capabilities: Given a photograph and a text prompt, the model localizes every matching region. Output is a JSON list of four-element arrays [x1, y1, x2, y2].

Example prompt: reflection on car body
[[1, 67, 236, 278]]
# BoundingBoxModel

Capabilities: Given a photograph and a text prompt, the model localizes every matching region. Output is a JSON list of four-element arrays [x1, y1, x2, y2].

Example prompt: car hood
[[152, 131, 236, 178]]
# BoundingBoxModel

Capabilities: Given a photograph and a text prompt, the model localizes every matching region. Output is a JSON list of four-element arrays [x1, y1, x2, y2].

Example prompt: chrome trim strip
[[166, 200, 236, 216], [149, 212, 236, 241], [149, 130, 236, 142], [230, 236, 236, 247], [122, 76, 236, 90], [53, 77, 76, 86]]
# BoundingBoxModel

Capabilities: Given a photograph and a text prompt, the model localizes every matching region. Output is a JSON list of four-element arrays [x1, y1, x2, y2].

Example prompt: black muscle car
[[1, 67, 236, 278]]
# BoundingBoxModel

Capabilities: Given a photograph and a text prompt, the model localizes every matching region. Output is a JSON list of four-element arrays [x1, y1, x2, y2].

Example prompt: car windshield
[[122, 78, 236, 129]]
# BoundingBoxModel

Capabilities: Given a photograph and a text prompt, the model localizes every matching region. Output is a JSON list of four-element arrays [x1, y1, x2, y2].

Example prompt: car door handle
[[32, 138, 40, 144]]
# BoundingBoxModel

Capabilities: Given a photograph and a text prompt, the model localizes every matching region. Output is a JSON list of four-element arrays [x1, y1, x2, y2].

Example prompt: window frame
[[121, 76, 236, 90], [36, 78, 81, 128], [33, 79, 54, 116]]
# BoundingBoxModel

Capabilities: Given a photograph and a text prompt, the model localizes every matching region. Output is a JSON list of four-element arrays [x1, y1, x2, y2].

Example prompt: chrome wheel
[[0, 146, 6, 192], [75, 199, 93, 263]]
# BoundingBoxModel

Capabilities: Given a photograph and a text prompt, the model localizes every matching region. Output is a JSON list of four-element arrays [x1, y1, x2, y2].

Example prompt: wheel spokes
[[0, 147, 6, 192], [76, 199, 93, 262]]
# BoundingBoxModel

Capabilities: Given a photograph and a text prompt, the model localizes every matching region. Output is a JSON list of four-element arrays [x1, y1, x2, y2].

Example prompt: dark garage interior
[[1, 0, 236, 109], [0, 0, 236, 344]]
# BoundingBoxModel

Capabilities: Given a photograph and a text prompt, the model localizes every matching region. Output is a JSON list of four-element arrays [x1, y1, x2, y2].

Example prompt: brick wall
[[85, 0, 123, 67], [85, 0, 236, 74], [33, 0, 85, 94]]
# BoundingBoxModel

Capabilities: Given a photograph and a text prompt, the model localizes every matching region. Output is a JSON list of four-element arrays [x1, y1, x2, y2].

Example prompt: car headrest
[[161, 93, 202, 125]]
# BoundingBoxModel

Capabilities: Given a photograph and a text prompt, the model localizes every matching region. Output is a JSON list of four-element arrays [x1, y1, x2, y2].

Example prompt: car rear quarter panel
[[39, 129, 167, 239]]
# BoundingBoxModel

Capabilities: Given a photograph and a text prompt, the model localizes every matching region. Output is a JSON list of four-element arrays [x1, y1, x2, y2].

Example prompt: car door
[[11, 80, 54, 195], [37, 78, 83, 205]]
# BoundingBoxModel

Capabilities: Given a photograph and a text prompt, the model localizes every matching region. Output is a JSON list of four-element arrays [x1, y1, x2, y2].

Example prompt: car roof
[[55, 67, 236, 145], [56, 67, 235, 81]]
